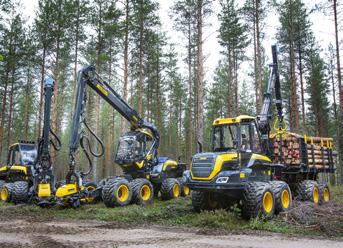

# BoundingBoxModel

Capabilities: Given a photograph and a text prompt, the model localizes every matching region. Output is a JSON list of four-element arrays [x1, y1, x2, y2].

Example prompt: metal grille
[[191, 156, 215, 178]]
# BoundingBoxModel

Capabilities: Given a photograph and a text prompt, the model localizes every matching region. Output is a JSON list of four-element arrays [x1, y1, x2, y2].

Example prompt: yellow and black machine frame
[[184, 45, 335, 219]]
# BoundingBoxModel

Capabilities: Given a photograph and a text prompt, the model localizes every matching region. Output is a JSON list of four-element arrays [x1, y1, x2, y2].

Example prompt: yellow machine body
[[38, 183, 51, 198], [55, 183, 83, 198]]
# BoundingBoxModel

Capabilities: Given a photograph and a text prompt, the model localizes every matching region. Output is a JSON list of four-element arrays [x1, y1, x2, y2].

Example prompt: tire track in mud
[[0, 218, 342, 248]]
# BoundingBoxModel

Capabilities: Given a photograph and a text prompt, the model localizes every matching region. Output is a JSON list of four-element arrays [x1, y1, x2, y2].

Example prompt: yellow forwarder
[[184, 45, 335, 219]]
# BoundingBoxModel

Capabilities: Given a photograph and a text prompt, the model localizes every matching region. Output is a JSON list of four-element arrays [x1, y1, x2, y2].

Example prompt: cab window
[[252, 123, 262, 153], [212, 125, 238, 152], [240, 124, 251, 151]]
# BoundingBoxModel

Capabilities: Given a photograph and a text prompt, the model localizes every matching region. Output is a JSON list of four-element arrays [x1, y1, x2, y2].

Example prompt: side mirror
[[197, 141, 203, 153]]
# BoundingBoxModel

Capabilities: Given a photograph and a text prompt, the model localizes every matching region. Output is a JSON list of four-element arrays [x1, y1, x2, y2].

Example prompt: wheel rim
[[172, 184, 180, 198], [313, 186, 319, 204], [87, 186, 96, 192], [117, 184, 129, 203], [281, 189, 290, 209], [263, 191, 273, 214], [85, 185, 96, 202], [323, 187, 330, 202], [1, 187, 8, 201], [183, 185, 190, 196], [140, 185, 151, 201]]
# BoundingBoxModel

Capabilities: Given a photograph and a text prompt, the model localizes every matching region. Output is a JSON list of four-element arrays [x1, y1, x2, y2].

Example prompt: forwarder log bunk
[[272, 133, 337, 173]]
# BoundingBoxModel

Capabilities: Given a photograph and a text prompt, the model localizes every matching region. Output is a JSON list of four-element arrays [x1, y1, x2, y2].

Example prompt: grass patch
[[331, 185, 343, 204], [0, 185, 342, 237]]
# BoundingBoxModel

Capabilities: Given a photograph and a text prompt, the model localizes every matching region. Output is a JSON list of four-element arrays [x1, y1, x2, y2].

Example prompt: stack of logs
[[272, 133, 337, 169]]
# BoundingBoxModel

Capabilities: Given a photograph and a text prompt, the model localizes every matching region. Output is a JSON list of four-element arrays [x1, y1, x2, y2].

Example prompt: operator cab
[[211, 115, 262, 154], [115, 130, 155, 166], [7, 142, 37, 166]]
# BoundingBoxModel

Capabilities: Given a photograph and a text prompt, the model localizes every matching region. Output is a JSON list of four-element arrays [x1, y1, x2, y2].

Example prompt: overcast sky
[[21, 0, 337, 94]]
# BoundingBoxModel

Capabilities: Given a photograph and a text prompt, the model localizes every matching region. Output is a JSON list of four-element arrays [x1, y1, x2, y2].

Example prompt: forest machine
[[184, 45, 335, 218], [0, 78, 61, 205], [55, 65, 188, 208]]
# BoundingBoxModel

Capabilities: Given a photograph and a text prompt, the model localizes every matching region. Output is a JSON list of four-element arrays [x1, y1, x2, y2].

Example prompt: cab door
[[6, 145, 20, 166], [238, 123, 253, 167]]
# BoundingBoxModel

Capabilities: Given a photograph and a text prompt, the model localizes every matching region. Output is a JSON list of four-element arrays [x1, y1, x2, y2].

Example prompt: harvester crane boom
[[67, 65, 159, 182], [35, 78, 61, 172], [258, 45, 284, 155]]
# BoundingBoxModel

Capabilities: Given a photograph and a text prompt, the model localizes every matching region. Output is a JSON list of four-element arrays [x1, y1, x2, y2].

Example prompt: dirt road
[[0, 218, 342, 248]]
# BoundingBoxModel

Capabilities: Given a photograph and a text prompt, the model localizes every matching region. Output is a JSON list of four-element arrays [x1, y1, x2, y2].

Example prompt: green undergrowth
[[0, 185, 342, 237], [0, 198, 302, 235]]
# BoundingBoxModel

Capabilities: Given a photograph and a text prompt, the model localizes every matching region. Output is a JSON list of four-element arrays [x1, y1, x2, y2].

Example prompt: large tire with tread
[[191, 191, 221, 212], [102, 178, 132, 207], [177, 177, 190, 197], [296, 180, 319, 204], [131, 179, 154, 205], [318, 183, 330, 205], [269, 181, 292, 214], [12, 181, 29, 203], [0, 180, 5, 192], [160, 178, 180, 200], [242, 182, 276, 219], [1, 183, 14, 202], [83, 182, 100, 203]]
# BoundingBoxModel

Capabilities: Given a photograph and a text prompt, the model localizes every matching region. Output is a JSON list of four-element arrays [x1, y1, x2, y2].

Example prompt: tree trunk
[[227, 48, 233, 116], [122, 0, 129, 130], [71, 0, 80, 119], [0, 69, 9, 159], [23, 69, 31, 140], [93, 1, 103, 181], [298, 43, 306, 132], [7, 70, 15, 149], [290, 43, 299, 132], [196, 0, 204, 147], [255, 0, 263, 113], [333, 0, 343, 184], [138, 0, 144, 115], [186, 20, 193, 166], [234, 53, 238, 115]]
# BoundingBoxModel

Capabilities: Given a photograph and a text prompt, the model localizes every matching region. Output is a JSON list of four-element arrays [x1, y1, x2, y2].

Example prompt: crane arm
[[35, 78, 61, 171], [258, 45, 284, 155], [68, 65, 159, 179]]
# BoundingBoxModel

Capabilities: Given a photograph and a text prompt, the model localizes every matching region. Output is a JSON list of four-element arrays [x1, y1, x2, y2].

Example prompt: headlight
[[216, 177, 229, 184]]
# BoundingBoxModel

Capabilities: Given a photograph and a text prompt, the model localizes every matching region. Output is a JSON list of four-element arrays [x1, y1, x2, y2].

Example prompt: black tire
[[83, 182, 100, 203], [131, 179, 154, 205], [269, 181, 292, 214], [191, 191, 221, 212], [12, 181, 29, 203], [296, 180, 319, 204], [0, 180, 5, 192], [177, 177, 190, 197], [102, 178, 132, 207], [160, 178, 180, 200], [1, 183, 13, 202], [242, 182, 276, 219], [318, 183, 330, 205]]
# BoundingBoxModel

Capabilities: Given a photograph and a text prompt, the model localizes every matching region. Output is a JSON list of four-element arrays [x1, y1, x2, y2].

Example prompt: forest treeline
[[0, 0, 342, 183]]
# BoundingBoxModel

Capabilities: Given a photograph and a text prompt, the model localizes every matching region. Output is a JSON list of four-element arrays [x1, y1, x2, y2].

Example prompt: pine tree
[[171, 0, 197, 163], [130, 0, 159, 115], [218, 0, 249, 116], [243, 0, 266, 113], [0, 5, 27, 160], [306, 48, 330, 136], [276, 0, 314, 133]]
